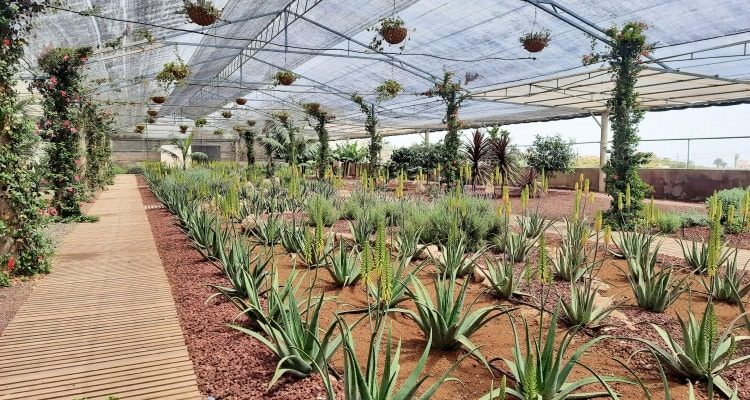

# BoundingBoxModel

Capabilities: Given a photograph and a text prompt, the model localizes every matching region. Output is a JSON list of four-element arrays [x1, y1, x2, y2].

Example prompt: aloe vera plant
[[325, 243, 361, 286], [560, 278, 616, 329], [230, 291, 343, 388], [626, 249, 688, 312], [325, 315, 470, 400], [405, 271, 511, 361], [280, 219, 307, 254], [680, 239, 732, 274], [251, 213, 283, 245], [481, 255, 526, 299], [394, 226, 423, 263], [705, 250, 750, 303], [482, 307, 628, 400], [349, 212, 375, 249], [611, 230, 656, 262], [429, 235, 487, 278], [551, 219, 592, 282], [494, 231, 536, 263], [517, 212, 553, 239], [634, 302, 750, 398], [209, 238, 270, 300]]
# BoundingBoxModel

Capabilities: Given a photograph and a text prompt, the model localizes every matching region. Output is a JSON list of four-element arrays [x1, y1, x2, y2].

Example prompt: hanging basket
[[186, 3, 219, 27], [135, 125, 145, 133], [147, 110, 158, 117], [520, 31, 550, 53], [235, 98, 247, 105], [382, 26, 408, 45], [147, 117, 156, 124], [247, 120, 256, 127], [151, 96, 166, 104], [179, 124, 189, 133], [275, 71, 296, 86], [221, 110, 232, 118]]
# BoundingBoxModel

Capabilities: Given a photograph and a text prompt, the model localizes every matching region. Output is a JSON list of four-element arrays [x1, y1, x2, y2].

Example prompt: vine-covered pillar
[[599, 23, 652, 228], [242, 129, 255, 166], [598, 110, 609, 192], [33, 46, 93, 219], [0, 1, 53, 278]]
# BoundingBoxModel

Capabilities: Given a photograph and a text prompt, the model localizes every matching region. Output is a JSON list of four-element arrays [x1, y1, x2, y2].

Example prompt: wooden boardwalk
[[0, 175, 202, 400]]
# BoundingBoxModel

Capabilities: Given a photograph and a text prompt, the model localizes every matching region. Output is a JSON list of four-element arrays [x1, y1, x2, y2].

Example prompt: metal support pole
[[598, 110, 609, 192], [686, 139, 691, 169]]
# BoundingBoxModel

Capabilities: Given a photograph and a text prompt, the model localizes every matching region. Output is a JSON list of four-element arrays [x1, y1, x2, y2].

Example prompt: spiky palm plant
[[626, 250, 688, 312], [705, 250, 750, 303], [486, 126, 521, 186], [560, 278, 616, 329], [325, 243, 361, 286], [462, 129, 489, 187]]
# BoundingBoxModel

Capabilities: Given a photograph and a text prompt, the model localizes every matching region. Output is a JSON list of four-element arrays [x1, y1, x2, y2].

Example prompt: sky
[[381, 103, 750, 168]]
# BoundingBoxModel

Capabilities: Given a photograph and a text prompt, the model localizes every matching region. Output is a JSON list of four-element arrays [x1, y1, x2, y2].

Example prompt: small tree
[[526, 134, 574, 177], [487, 126, 521, 186], [714, 158, 727, 169], [333, 142, 367, 176]]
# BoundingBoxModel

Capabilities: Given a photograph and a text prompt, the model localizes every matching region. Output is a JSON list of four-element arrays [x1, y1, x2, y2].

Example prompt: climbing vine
[[79, 100, 115, 192], [303, 103, 334, 178], [422, 71, 476, 184], [0, 0, 53, 280], [242, 129, 256, 166], [352, 94, 381, 175], [585, 22, 653, 228], [33, 46, 93, 219]]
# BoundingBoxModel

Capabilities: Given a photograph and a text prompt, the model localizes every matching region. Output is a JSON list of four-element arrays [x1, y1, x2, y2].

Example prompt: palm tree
[[486, 126, 521, 186], [260, 117, 316, 171], [461, 129, 489, 188], [333, 142, 367, 176]]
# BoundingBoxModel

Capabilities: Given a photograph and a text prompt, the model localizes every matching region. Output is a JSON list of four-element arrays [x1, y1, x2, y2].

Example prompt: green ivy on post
[[585, 22, 653, 229]]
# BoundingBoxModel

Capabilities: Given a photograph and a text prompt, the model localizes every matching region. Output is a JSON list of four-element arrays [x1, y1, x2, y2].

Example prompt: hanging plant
[[147, 117, 156, 124], [221, 110, 232, 118], [370, 16, 409, 51], [194, 117, 207, 127], [184, 0, 221, 27], [135, 124, 145, 133], [151, 95, 166, 104], [303, 102, 320, 114], [179, 124, 189, 133], [247, 119, 256, 127], [273, 111, 290, 123], [375, 79, 403, 101], [235, 97, 247, 105], [275, 70, 296, 86], [233, 125, 245, 133], [147, 109, 158, 117], [156, 59, 189, 87], [520, 30, 551, 53], [213, 128, 225, 136]]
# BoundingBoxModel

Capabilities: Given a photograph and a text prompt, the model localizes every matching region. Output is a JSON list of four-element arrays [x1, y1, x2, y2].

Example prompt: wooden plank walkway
[[0, 175, 202, 400]]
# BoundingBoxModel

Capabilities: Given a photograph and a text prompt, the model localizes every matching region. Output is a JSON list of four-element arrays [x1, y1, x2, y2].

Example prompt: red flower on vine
[[7, 257, 15, 272], [63, 54, 69, 61], [60, 90, 67, 97], [49, 76, 57, 86], [70, 127, 78, 134], [80, 57, 88, 64], [73, 175, 80, 182], [3, 39, 11, 47]]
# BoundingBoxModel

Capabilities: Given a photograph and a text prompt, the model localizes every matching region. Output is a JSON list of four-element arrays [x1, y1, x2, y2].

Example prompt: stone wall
[[546, 167, 750, 201]]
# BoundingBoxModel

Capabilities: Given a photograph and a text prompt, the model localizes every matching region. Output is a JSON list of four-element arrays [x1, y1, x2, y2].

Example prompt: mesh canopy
[[24, 0, 750, 139]]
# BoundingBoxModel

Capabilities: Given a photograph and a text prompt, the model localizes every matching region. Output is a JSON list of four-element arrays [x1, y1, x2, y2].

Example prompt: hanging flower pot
[[274, 111, 289, 123], [156, 60, 190, 87], [151, 96, 166, 104], [221, 110, 232, 118], [147, 109, 158, 117], [275, 71, 296, 86], [135, 124, 145, 133], [233, 125, 245, 133], [375, 79, 403, 101], [246, 120, 256, 127], [184, 0, 221, 27], [179, 124, 189, 133], [379, 17, 408, 45], [195, 117, 207, 127], [520, 30, 551, 53], [147, 117, 156, 124], [235, 98, 247, 105], [213, 128, 224, 136]]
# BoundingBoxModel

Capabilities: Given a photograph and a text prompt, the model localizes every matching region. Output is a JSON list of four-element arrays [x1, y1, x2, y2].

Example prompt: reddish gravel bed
[[138, 176, 335, 400]]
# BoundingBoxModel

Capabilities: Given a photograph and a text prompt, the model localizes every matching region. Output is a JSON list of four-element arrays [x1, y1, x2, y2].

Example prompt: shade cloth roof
[[23, 0, 750, 139]]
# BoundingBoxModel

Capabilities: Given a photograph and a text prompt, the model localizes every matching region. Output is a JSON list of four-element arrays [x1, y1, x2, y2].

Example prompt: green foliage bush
[[420, 196, 503, 250], [705, 187, 748, 222], [656, 213, 682, 234], [388, 143, 446, 177], [677, 210, 709, 227], [306, 194, 339, 226]]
